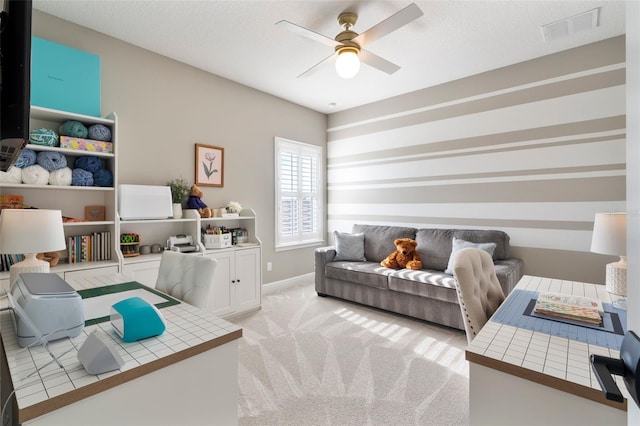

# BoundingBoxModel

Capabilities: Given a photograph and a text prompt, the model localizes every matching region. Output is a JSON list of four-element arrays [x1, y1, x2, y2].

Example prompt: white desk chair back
[[155, 251, 217, 309], [451, 247, 505, 344]]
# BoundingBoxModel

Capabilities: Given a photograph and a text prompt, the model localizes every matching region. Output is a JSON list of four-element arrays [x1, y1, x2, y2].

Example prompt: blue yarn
[[72, 168, 94, 186], [93, 168, 113, 187], [36, 151, 67, 171], [59, 120, 88, 138], [74, 156, 103, 173], [14, 148, 36, 168], [29, 128, 59, 147], [88, 124, 112, 142]]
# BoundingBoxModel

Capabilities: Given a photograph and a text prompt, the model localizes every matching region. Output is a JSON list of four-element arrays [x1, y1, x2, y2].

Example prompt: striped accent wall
[[326, 36, 626, 284]]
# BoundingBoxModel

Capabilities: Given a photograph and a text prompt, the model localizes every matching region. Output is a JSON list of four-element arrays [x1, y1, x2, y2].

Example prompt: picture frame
[[85, 205, 105, 221], [195, 143, 224, 187]]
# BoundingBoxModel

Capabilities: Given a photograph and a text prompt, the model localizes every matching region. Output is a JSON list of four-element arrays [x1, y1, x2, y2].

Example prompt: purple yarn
[[88, 124, 112, 142], [72, 168, 94, 186]]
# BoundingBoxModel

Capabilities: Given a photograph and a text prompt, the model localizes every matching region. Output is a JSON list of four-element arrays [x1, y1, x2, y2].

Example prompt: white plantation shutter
[[275, 137, 323, 249]]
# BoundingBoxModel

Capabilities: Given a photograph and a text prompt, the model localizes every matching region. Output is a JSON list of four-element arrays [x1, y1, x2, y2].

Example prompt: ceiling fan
[[276, 3, 423, 79]]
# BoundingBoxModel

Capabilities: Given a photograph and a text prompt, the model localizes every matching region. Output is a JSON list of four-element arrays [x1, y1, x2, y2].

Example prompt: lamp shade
[[0, 209, 66, 255], [335, 48, 360, 79], [590, 212, 627, 256]]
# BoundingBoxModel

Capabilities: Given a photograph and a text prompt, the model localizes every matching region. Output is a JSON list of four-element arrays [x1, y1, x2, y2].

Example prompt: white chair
[[451, 247, 505, 344], [155, 251, 217, 309]]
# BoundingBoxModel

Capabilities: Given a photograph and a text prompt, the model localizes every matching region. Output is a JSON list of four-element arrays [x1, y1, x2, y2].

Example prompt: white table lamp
[[0, 209, 66, 287], [590, 212, 627, 300]]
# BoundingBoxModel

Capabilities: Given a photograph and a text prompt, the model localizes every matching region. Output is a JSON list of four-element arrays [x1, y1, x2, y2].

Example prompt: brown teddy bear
[[380, 238, 423, 270], [37, 251, 61, 267], [187, 184, 214, 218]]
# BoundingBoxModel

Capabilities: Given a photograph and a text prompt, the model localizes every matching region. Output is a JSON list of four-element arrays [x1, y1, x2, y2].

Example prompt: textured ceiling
[[33, 0, 626, 114]]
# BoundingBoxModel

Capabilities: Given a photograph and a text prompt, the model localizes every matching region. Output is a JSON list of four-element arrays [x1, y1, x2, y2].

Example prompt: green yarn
[[59, 120, 88, 138]]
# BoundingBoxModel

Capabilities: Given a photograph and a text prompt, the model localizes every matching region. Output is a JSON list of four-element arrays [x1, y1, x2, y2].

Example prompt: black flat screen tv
[[0, 0, 32, 172]]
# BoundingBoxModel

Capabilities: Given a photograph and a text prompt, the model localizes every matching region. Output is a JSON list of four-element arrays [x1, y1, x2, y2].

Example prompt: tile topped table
[[0, 274, 242, 425], [466, 275, 627, 425]]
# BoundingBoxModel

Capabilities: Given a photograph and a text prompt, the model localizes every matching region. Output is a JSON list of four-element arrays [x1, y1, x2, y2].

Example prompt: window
[[275, 137, 323, 249]]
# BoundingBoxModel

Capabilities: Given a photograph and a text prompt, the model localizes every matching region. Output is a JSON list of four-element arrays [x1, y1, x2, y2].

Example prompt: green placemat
[[78, 281, 180, 326]]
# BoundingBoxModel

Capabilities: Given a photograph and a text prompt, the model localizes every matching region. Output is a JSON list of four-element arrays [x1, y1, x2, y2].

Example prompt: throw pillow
[[334, 231, 366, 261], [444, 237, 497, 275]]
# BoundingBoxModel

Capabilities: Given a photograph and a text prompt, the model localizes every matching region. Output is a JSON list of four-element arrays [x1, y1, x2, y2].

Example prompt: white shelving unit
[[117, 208, 262, 317], [0, 106, 120, 290]]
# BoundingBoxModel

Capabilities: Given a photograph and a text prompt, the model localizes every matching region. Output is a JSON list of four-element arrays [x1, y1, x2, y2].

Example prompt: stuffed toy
[[187, 184, 214, 218], [37, 251, 61, 267], [380, 238, 423, 270]]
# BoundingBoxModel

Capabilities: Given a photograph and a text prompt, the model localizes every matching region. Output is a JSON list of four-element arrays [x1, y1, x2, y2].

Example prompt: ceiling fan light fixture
[[335, 46, 360, 79]]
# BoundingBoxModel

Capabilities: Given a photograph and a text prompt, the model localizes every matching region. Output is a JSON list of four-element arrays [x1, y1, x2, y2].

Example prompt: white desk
[[0, 274, 242, 425], [466, 275, 627, 426]]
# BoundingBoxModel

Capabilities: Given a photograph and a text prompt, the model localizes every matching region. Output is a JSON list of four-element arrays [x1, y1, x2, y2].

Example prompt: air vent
[[541, 8, 600, 42]]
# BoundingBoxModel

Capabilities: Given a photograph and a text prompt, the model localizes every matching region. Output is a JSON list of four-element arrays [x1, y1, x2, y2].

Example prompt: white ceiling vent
[[542, 8, 600, 42]]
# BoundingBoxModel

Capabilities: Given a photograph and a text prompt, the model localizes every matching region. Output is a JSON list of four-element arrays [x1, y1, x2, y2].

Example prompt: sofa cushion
[[333, 231, 366, 261], [453, 229, 510, 260], [444, 238, 497, 275], [415, 228, 455, 271], [325, 261, 394, 290], [352, 224, 417, 262], [387, 269, 458, 303]]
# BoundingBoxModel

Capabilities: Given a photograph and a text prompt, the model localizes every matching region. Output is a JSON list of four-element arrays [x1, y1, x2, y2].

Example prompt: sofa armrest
[[494, 258, 524, 296], [315, 246, 336, 293]]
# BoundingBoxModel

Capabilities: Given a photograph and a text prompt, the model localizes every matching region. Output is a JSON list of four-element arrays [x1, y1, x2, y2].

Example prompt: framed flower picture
[[195, 143, 224, 187]]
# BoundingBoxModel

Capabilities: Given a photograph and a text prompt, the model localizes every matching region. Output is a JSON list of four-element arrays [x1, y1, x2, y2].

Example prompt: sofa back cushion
[[415, 229, 456, 271], [416, 228, 512, 271], [351, 224, 417, 262]]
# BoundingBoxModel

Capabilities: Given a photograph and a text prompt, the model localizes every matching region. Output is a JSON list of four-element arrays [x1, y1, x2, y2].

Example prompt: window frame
[[274, 137, 324, 251]]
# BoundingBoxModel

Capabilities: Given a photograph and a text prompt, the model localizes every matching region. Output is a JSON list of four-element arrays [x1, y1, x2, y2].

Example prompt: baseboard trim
[[262, 273, 314, 295]]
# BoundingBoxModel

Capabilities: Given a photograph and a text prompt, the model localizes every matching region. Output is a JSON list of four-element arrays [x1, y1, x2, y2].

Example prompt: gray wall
[[327, 36, 626, 284], [33, 10, 327, 284]]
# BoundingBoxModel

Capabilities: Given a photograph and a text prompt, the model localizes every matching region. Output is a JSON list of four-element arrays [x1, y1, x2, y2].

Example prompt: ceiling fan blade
[[359, 49, 401, 75], [275, 20, 340, 48], [297, 52, 336, 78], [353, 3, 423, 46]]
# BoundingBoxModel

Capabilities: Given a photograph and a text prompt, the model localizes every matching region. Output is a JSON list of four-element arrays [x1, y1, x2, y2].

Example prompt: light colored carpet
[[229, 279, 470, 425]]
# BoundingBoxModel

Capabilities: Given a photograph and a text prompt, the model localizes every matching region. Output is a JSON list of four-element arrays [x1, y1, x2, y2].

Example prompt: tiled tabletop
[[1, 274, 242, 423], [466, 275, 628, 409]]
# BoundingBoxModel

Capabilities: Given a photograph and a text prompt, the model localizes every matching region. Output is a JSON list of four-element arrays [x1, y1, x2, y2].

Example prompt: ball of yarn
[[88, 124, 112, 142], [74, 156, 103, 173], [72, 168, 94, 186], [37, 151, 68, 171], [59, 120, 88, 138], [0, 167, 22, 183], [49, 167, 73, 186], [93, 168, 113, 187], [29, 128, 59, 147], [14, 148, 37, 168], [22, 165, 50, 185]]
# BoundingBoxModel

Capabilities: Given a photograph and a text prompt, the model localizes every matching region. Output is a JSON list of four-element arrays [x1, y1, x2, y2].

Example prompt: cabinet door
[[207, 251, 234, 317], [234, 248, 261, 313], [122, 261, 161, 288]]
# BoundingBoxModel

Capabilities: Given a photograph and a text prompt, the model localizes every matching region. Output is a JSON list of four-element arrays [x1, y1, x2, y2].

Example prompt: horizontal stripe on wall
[[328, 70, 625, 142], [327, 87, 625, 159], [328, 201, 627, 223], [328, 36, 625, 129], [328, 121, 625, 167], [328, 176, 625, 204]]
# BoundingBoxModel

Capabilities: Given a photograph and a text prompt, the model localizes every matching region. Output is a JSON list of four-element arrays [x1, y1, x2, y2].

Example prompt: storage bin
[[203, 233, 232, 249]]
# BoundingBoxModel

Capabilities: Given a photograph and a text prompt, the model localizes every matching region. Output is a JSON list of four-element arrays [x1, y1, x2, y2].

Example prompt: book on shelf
[[533, 292, 603, 325]]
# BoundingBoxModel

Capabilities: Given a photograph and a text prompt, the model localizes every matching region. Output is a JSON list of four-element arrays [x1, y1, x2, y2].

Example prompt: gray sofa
[[315, 224, 524, 330]]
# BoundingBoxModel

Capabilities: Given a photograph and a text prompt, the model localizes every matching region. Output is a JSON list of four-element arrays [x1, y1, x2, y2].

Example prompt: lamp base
[[9, 254, 50, 289], [606, 259, 627, 296]]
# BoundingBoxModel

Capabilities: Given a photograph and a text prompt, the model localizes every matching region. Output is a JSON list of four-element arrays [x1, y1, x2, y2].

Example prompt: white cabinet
[[206, 247, 261, 317], [0, 106, 120, 281], [121, 259, 161, 288]]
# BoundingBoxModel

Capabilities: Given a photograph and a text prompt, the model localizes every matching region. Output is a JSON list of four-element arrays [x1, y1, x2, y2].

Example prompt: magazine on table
[[533, 292, 603, 325]]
